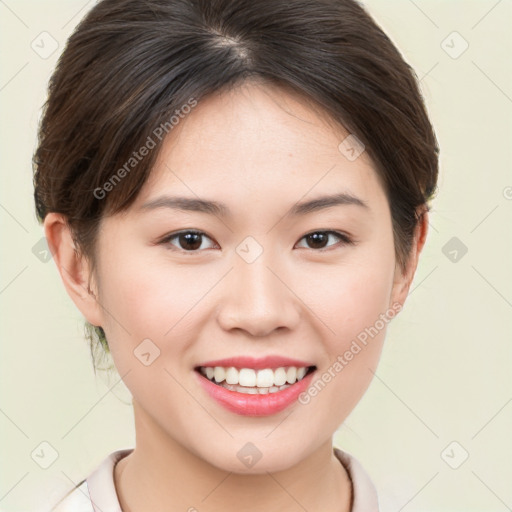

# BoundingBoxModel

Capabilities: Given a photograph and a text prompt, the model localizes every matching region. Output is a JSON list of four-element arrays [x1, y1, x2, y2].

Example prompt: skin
[[45, 81, 428, 512]]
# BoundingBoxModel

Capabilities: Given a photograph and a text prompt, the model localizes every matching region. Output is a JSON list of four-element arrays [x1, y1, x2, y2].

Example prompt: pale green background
[[1, 1, 511, 510]]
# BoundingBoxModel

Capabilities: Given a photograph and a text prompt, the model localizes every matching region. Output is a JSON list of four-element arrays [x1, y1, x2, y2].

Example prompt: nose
[[216, 250, 301, 337]]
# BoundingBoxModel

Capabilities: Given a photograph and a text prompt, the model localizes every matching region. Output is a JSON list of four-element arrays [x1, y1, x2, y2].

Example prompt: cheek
[[301, 242, 395, 345], [97, 247, 223, 372], [96, 257, 201, 408], [314, 245, 395, 414], [96, 251, 192, 358], [338, 265, 393, 339], [297, 269, 393, 427]]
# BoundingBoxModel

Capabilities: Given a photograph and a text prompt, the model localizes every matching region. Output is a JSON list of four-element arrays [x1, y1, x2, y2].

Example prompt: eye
[[295, 230, 354, 251], [160, 230, 217, 252], [159, 229, 354, 254]]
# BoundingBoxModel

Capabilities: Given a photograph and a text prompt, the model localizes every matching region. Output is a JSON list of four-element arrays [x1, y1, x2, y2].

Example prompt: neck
[[114, 400, 352, 512]]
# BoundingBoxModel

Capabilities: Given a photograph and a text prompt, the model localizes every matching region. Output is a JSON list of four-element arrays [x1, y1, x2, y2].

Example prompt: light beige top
[[50, 447, 379, 511]]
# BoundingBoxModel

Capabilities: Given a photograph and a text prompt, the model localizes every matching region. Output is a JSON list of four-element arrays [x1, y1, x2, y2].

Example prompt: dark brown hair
[[33, 0, 439, 371]]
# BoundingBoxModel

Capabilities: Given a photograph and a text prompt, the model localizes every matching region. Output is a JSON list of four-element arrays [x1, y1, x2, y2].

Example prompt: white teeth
[[199, 365, 312, 388], [225, 367, 238, 385], [219, 383, 292, 394], [256, 369, 274, 388], [239, 368, 256, 387], [213, 367, 225, 383], [273, 367, 288, 386], [286, 367, 297, 384]]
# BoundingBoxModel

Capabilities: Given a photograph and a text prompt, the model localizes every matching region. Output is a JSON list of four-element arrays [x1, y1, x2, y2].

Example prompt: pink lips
[[194, 355, 316, 417], [196, 355, 314, 370]]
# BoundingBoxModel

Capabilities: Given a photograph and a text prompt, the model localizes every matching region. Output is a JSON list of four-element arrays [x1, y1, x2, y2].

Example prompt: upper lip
[[196, 356, 316, 370]]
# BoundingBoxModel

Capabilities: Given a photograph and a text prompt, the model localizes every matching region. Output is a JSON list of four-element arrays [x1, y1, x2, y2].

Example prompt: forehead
[[131, 82, 387, 217]]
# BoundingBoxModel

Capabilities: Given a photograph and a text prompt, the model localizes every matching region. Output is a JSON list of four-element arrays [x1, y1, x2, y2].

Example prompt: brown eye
[[296, 231, 353, 251], [161, 231, 216, 252], [305, 232, 329, 249], [177, 232, 202, 251], [160, 229, 353, 254]]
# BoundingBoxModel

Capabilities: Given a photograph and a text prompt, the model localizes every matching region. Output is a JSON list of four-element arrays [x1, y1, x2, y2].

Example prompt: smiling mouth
[[194, 365, 317, 394]]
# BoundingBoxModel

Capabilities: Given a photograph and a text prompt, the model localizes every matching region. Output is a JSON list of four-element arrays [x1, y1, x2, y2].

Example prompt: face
[[78, 81, 412, 473]]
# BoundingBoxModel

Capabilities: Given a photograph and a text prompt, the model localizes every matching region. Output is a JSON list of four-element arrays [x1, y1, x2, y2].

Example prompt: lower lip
[[194, 369, 316, 417]]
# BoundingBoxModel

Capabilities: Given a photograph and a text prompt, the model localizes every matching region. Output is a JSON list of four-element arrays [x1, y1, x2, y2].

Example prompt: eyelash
[[158, 229, 355, 254]]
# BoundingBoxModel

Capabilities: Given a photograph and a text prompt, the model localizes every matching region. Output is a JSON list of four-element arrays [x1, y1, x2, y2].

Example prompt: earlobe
[[43, 213, 104, 327], [390, 209, 430, 310]]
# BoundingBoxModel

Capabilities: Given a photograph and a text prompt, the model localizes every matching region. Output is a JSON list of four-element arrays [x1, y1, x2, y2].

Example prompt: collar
[[56, 446, 379, 511]]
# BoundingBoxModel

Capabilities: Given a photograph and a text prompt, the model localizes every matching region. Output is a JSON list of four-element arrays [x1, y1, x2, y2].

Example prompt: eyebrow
[[139, 192, 369, 218]]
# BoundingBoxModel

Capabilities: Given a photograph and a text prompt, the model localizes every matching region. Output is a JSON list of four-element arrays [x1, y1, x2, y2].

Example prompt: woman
[[34, 0, 439, 510]]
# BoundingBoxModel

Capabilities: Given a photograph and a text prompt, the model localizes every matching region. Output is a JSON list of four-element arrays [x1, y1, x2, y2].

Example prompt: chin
[[200, 443, 307, 475]]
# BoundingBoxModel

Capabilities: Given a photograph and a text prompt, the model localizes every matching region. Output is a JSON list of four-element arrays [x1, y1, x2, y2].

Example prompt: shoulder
[[49, 448, 134, 512], [49, 480, 92, 512], [333, 446, 380, 512]]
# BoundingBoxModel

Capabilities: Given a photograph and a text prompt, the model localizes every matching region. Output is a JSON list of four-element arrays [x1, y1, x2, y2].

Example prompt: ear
[[390, 208, 429, 309], [43, 213, 104, 328]]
